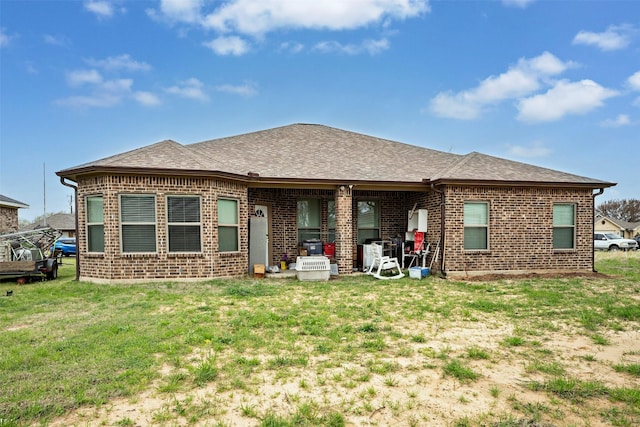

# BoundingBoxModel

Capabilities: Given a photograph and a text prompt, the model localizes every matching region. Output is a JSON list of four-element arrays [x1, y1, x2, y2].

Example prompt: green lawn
[[1, 253, 639, 427]]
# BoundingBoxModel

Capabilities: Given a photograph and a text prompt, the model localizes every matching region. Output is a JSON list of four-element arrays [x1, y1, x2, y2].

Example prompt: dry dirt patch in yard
[[50, 317, 640, 426]]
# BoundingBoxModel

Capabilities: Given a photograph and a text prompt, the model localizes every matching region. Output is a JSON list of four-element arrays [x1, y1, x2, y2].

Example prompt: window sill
[[168, 252, 204, 258]]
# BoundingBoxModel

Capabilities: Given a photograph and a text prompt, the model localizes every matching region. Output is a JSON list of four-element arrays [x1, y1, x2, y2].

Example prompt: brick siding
[[77, 175, 248, 282], [442, 186, 594, 276], [0, 206, 19, 234], [73, 175, 594, 282]]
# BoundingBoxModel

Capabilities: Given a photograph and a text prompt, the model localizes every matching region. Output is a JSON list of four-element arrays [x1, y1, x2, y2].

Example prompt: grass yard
[[1, 252, 639, 427]]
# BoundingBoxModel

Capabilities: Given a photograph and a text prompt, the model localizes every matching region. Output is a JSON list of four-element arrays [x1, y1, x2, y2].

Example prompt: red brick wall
[[74, 176, 595, 281], [77, 175, 248, 282], [442, 185, 594, 276]]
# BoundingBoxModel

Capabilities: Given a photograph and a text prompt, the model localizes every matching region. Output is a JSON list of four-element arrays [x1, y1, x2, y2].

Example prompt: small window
[[86, 195, 104, 252], [464, 202, 488, 250], [120, 194, 156, 253], [553, 204, 575, 249], [167, 196, 201, 252], [297, 199, 321, 242], [218, 198, 239, 252]]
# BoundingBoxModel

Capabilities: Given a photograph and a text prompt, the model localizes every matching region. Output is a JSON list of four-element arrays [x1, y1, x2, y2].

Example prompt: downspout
[[592, 188, 604, 273], [431, 183, 446, 278], [60, 177, 80, 281]]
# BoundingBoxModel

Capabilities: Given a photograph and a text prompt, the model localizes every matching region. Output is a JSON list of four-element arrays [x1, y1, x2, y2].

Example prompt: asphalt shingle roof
[[57, 123, 614, 188], [0, 194, 29, 208]]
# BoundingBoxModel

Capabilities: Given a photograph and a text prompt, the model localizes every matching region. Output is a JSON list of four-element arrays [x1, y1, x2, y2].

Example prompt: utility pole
[[43, 163, 47, 227]]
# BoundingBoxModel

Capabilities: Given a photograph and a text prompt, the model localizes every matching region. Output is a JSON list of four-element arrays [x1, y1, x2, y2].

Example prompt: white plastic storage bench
[[295, 256, 330, 281]]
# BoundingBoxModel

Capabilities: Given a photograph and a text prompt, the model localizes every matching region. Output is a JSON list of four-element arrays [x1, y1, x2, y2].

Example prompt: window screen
[[218, 198, 239, 252], [168, 196, 201, 252], [553, 204, 575, 249], [120, 195, 156, 253], [86, 195, 104, 252], [464, 202, 488, 250]]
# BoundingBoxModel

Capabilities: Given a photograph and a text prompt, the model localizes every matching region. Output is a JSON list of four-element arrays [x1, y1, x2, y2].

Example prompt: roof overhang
[[56, 167, 433, 192], [431, 178, 617, 190]]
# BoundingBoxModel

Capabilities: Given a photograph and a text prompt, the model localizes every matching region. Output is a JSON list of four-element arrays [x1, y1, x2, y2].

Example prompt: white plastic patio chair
[[366, 243, 404, 280]]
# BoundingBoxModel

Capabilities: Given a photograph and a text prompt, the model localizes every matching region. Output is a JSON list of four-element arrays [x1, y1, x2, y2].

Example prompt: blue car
[[54, 238, 76, 256]]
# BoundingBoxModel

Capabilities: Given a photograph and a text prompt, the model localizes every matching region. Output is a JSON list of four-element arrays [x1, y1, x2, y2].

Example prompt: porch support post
[[335, 185, 353, 274]]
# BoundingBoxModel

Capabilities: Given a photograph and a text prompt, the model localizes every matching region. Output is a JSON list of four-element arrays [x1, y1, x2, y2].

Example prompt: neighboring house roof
[[0, 194, 29, 209], [57, 123, 615, 189], [595, 215, 640, 232], [23, 213, 76, 232]]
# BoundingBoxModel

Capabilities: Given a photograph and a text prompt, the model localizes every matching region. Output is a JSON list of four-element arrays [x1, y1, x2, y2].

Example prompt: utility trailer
[[0, 228, 61, 282]]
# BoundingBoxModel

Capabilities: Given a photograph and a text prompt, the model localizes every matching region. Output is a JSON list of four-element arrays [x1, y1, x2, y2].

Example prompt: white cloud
[[279, 41, 305, 54], [66, 69, 103, 87], [215, 81, 258, 97], [85, 54, 151, 72], [201, 0, 429, 35], [1, 28, 13, 47], [58, 68, 136, 108], [43, 34, 69, 46], [153, 0, 203, 24], [600, 114, 632, 128], [132, 91, 162, 106], [429, 51, 571, 119], [572, 25, 632, 51], [506, 140, 552, 158], [203, 36, 250, 55], [502, 0, 536, 8], [55, 94, 121, 108], [313, 38, 389, 55], [629, 71, 640, 91], [149, 0, 427, 56], [84, 1, 115, 18], [517, 79, 619, 122], [165, 78, 209, 101]]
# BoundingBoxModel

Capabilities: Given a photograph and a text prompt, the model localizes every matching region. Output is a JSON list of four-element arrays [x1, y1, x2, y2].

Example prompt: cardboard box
[[253, 264, 265, 278]]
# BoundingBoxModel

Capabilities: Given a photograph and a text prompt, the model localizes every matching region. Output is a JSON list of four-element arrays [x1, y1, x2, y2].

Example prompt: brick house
[[0, 194, 29, 234], [56, 124, 614, 283]]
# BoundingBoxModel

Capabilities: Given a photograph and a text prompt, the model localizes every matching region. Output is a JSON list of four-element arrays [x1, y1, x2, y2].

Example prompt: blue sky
[[1, 0, 639, 222]]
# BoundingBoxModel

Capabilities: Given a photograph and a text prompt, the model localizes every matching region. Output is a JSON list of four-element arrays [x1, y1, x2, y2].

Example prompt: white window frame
[[86, 195, 104, 253], [167, 195, 202, 253], [120, 194, 157, 254], [218, 198, 239, 253], [553, 203, 576, 250], [464, 201, 489, 251]]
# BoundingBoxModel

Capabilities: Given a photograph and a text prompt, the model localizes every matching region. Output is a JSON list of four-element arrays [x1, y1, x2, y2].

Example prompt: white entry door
[[249, 205, 269, 274]]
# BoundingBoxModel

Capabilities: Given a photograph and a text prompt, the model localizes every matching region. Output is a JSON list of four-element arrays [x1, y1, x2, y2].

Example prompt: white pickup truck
[[593, 232, 638, 251]]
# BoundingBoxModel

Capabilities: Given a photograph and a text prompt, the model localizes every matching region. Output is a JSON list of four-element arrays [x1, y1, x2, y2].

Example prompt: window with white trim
[[120, 194, 156, 253], [218, 198, 239, 252], [553, 203, 575, 249], [86, 195, 104, 252], [167, 196, 201, 252], [464, 202, 488, 250]]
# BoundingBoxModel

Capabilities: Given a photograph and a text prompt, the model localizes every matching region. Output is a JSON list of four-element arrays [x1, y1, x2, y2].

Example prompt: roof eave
[[431, 178, 617, 189], [56, 166, 433, 191]]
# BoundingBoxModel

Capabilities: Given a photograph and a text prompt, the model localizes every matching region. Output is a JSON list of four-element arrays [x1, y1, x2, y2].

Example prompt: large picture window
[[553, 203, 575, 249], [218, 198, 239, 252], [120, 194, 156, 253], [297, 199, 321, 242], [86, 195, 104, 252], [357, 201, 379, 244], [167, 196, 201, 252], [464, 202, 488, 250]]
